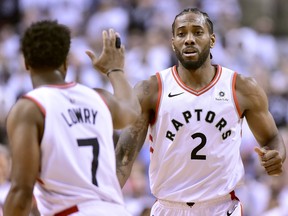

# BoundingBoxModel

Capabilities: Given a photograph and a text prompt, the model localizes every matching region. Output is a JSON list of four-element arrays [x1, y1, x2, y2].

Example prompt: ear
[[210, 33, 216, 48], [172, 44, 175, 51], [171, 38, 175, 51]]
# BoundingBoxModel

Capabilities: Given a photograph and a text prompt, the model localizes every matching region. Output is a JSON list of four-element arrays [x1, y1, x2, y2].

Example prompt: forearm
[[116, 133, 142, 188], [108, 71, 140, 112], [4, 188, 33, 216], [264, 133, 286, 162], [116, 119, 149, 187], [116, 157, 135, 188]]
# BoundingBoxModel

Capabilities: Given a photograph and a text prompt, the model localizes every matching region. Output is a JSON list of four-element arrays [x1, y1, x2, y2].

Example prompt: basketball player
[[115, 8, 286, 216], [3, 20, 140, 215]]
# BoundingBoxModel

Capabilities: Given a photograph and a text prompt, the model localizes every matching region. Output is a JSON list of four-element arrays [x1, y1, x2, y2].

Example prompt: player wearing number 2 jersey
[[4, 21, 140, 216], [116, 8, 286, 216], [149, 65, 243, 202]]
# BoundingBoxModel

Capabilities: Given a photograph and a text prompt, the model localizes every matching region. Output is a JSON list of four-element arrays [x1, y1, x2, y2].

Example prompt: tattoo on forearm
[[116, 116, 149, 180]]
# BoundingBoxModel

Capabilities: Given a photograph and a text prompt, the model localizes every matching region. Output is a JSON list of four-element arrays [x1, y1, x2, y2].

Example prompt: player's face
[[172, 13, 215, 70]]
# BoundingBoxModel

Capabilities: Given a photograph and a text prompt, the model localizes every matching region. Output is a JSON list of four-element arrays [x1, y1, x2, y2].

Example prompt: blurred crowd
[[0, 0, 288, 215]]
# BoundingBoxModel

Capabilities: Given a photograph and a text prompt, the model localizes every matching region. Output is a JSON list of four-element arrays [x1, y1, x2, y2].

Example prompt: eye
[[195, 31, 204, 36], [177, 32, 185, 37]]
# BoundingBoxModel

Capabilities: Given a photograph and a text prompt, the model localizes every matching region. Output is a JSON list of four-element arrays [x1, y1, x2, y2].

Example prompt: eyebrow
[[176, 25, 204, 30]]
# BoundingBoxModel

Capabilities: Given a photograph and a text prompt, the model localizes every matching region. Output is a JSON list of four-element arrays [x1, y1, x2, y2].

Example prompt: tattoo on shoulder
[[142, 81, 150, 96]]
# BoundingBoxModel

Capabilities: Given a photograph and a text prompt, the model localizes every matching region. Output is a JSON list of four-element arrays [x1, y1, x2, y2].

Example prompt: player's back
[[24, 82, 124, 215]]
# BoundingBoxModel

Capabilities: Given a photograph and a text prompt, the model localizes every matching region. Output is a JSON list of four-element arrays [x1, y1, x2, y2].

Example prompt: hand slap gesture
[[86, 29, 124, 75]]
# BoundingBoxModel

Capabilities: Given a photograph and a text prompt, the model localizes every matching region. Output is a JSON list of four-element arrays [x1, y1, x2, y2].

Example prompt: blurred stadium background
[[0, 0, 288, 215]]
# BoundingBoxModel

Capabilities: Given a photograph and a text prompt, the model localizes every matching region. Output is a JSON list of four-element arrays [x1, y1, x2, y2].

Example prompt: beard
[[174, 44, 211, 70]]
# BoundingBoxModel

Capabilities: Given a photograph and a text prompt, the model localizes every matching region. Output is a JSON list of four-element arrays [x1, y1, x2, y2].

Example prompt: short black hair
[[21, 20, 71, 70], [172, 8, 214, 36]]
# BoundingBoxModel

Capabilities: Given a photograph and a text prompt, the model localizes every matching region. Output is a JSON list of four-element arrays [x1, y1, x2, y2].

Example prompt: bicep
[[238, 75, 279, 145], [7, 99, 42, 188], [245, 108, 279, 146], [96, 89, 139, 129]]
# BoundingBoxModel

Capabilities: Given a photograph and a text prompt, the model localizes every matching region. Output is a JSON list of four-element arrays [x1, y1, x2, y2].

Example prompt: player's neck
[[176, 63, 216, 90], [30, 69, 67, 88]]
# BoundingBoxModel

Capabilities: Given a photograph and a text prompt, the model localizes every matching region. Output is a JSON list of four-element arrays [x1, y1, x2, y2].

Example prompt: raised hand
[[86, 29, 124, 75]]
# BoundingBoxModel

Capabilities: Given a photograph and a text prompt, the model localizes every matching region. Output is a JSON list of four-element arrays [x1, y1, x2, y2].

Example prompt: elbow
[[129, 108, 141, 123], [114, 106, 141, 129], [130, 100, 142, 123], [114, 111, 139, 129]]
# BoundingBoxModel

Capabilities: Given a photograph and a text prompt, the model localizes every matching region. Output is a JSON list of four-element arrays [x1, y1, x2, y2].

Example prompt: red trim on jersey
[[36, 178, 45, 185], [42, 82, 77, 89], [54, 205, 79, 216], [172, 65, 222, 96], [150, 146, 154, 153], [230, 190, 243, 216], [232, 73, 242, 118], [150, 72, 162, 125], [230, 190, 239, 201], [149, 134, 153, 142], [22, 95, 46, 116]]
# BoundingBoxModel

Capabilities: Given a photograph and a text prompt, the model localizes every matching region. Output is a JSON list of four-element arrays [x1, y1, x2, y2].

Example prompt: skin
[[116, 12, 286, 188], [4, 29, 141, 215]]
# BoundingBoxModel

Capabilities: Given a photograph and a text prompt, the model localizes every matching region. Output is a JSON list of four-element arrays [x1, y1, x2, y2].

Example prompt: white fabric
[[151, 195, 242, 216], [149, 65, 244, 202], [25, 82, 126, 215]]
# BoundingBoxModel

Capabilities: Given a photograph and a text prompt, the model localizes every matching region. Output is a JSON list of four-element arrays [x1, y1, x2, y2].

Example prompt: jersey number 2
[[77, 138, 99, 186], [191, 133, 206, 160]]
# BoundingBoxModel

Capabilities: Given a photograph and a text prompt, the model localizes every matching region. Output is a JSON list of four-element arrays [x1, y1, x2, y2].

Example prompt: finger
[[262, 150, 281, 162], [266, 166, 283, 175], [254, 147, 266, 157], [109, 28, 116, 47], [85, 50, 96, 61], [267, 168, 282, 176], [120, 44, 125, 53], [102, 30, 108, 49], [262, 157, 282, 168]]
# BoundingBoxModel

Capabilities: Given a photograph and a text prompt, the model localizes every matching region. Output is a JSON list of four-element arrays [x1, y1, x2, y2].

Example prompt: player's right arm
[[116, 76, 158, 187], [4, 99, 43, 216], [86, 29, 141, 129]]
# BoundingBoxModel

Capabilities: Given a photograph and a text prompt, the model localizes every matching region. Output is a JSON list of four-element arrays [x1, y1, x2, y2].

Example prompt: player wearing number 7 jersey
[[4, 21, 140, 216], [115, 8, 286, 216]]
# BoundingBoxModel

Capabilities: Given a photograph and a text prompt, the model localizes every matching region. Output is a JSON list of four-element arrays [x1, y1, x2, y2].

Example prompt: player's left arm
[[236, 74, 286, 176], [3, 98, 42, 216]]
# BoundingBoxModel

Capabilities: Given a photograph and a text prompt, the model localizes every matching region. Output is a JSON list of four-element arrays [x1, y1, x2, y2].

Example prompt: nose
[[185, 33, 195, 45]]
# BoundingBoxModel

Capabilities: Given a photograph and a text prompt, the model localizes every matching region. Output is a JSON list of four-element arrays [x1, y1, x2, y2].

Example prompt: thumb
[[254, 146, 267, 157], [85, 50, 97, 62]]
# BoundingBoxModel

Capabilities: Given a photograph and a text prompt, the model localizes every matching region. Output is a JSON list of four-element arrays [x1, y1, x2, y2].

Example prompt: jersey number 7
[[77, 138, 99, 186]]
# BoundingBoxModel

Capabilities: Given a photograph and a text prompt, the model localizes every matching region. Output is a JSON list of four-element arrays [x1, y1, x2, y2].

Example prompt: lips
[[183, 48, 198, 57]]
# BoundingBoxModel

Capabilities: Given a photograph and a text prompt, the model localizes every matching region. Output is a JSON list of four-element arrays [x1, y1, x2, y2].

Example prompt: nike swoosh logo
[[227, 204, 238, 216], [168, 92, 184, 97]]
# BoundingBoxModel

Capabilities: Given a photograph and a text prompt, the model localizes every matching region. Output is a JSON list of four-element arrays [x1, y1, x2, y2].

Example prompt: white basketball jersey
[[149, 65, 245, 202], [24, 82, 124, 215]]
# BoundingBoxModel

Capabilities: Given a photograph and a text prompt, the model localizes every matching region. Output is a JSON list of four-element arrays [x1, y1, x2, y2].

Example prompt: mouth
[[183, 48, 198, 57]]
